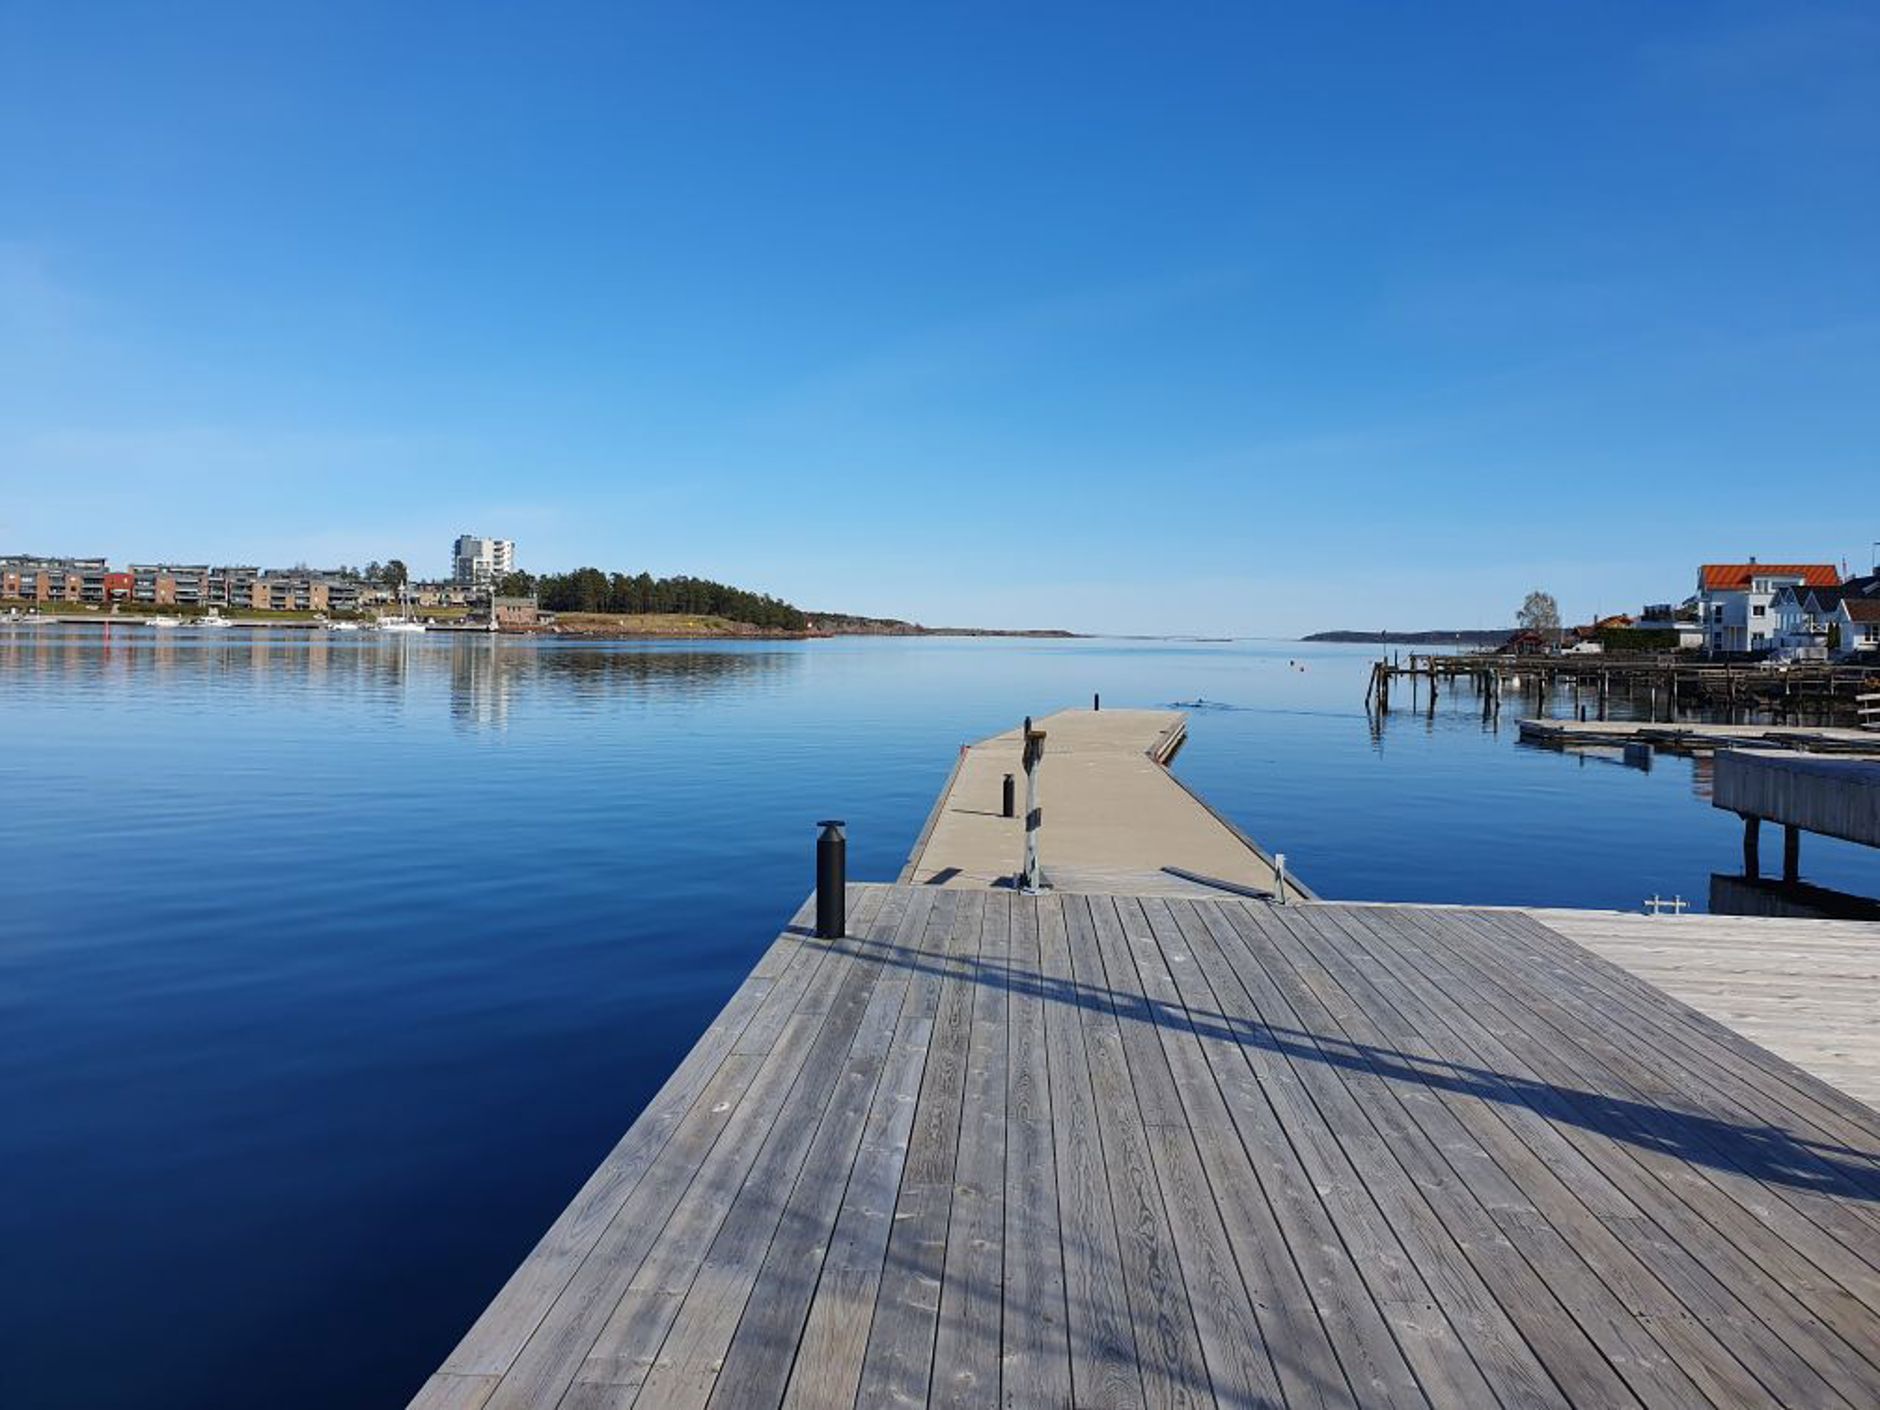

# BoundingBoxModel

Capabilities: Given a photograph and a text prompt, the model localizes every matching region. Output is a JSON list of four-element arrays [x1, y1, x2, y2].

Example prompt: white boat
[[200, 611, 231, 628], [377, 617, 426, 633], [326, 620, 362, 632], [145, 615, 182, 628]]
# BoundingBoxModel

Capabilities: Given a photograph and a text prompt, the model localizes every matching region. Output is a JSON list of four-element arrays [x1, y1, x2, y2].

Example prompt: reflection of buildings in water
[[1688, 754, 1714, 802], [1, 629, 803, 729], [447, 639, 801, 732], [451, 640, 515, 733]]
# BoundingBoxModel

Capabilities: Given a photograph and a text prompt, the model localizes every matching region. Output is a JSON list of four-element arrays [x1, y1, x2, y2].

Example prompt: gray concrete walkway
[[899, 707, 1296, 897]]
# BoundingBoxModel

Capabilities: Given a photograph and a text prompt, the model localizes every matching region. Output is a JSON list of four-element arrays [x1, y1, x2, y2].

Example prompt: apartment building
[[130, 564, 211, 608], [452, 534, 515, 586], [1, 555, 111, 603]]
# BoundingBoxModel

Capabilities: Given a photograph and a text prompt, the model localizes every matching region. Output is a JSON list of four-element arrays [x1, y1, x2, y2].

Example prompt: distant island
[[805, 612, 1078, 638], [516, 571, 1072, 638], [1304, 628, 1512, 646]]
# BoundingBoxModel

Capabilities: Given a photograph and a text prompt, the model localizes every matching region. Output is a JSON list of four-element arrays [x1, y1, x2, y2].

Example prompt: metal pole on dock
[[1020, 718, 1046, 893], [1001, 773, 1015, 819], [815, 820, 847, 938]]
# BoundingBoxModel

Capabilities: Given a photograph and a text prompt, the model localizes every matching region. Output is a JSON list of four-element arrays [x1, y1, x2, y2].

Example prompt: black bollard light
[[1093, 692, 1100, 711], [816, 820, 847, 939], [1001, 773, 1015, 818]]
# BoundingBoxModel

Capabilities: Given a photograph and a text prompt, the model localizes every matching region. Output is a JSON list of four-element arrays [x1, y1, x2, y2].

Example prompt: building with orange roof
[[1695, 558, 1840, 654]]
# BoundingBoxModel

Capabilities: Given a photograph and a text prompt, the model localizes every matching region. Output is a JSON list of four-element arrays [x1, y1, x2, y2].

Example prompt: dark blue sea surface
[[2, 629, 1873, 1408]]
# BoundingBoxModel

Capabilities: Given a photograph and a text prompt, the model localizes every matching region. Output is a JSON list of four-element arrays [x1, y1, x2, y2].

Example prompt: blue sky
[[2, 2, 1875, 634]]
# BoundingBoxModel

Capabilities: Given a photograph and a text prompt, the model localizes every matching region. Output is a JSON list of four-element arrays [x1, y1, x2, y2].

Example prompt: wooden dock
[[414, 885, 1880, 1410], [901, 707, 1301, 898], [1528, 907, 1880, 1107], [1371, 652, 1877, 726]]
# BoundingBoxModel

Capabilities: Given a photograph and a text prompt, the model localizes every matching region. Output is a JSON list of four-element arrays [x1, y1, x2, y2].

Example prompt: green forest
[[503, 568, 806, 630]]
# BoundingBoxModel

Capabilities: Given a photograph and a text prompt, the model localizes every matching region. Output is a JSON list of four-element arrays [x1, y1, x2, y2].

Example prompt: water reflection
[[0, 626, 801, 732]]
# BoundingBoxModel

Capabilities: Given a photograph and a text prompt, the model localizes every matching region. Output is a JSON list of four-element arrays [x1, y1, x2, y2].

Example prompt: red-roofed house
[[1696, 559, 1840, 653]]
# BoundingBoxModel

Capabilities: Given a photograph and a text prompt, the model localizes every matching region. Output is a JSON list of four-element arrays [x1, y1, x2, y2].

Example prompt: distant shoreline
[[3, 610, 1079, 642], [1302, 628, 1511, 646]]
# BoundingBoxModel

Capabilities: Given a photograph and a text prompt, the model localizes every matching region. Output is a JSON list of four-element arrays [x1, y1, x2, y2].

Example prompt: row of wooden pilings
[[1366, 651, 1880, 727], [1366, 653, 1698, 724]]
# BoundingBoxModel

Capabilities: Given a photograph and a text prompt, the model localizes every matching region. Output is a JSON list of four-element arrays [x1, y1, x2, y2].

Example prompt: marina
[[417, 705, 1880, 1410]]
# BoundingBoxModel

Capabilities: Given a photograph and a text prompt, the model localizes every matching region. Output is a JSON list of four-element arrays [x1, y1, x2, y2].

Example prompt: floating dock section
[[1518, 717, 1879, 754], [901, 707, 1301, 897]]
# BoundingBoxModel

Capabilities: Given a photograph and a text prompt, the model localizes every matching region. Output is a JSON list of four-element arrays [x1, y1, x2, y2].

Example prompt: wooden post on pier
[[1784, 824, 1801, 884], [1742, 814, 1761, 879]]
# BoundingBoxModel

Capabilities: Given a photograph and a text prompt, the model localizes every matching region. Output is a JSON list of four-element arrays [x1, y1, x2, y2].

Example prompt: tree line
[[503, 568, 807, 630]]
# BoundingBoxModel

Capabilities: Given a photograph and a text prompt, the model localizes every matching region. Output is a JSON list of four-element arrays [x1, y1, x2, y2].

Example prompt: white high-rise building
[[452, 534, 515, 586]]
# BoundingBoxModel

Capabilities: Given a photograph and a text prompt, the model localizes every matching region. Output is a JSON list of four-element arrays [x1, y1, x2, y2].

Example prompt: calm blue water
[[3, 629, 1874, 1408]]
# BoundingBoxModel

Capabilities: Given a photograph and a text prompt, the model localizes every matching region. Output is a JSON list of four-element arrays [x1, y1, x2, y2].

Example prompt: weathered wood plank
[[1190, 901, 1507, 1408], [852, 889, 986, 1407], [705, 972, 911, 1407], [1318, 902, 1789, 1408], [777, 886, 944, 1410], [998, 885, 1075, 1410], [1397, 906, 1880, 1397], [1233, 902, 1579, 1410], [931, 889, 1011, 1409], [1159, 900, 1427, 1408], [409, 1371, 497, 1410], [1035, 892, 1145, 1410], [1130, 897, 1358, 1410], [1505, 910, 1880, 1179], [1061, 894, 1211, 1410], [1094, 896, 1291, 1409], [617, 888, 908, 1409]]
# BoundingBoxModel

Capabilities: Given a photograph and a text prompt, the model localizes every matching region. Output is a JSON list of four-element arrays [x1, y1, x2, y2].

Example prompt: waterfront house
[[1833, 588, 1880, 657], [1773, 573, 1877, 657], [1695, 560, 1839, 653]]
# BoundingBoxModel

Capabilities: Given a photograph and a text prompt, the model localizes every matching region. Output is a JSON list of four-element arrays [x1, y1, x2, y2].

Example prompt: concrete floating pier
[[901, 707, 1301, 897], [1715, 750, 1880, 849], [1519, 717, 1880, 754]]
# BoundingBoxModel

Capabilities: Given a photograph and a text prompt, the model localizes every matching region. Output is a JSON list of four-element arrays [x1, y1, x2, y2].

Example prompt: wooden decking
[[1537, 907, 1880, 1107], [902, 708, 1298, 897], [414, 886, 1880, 1409]]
